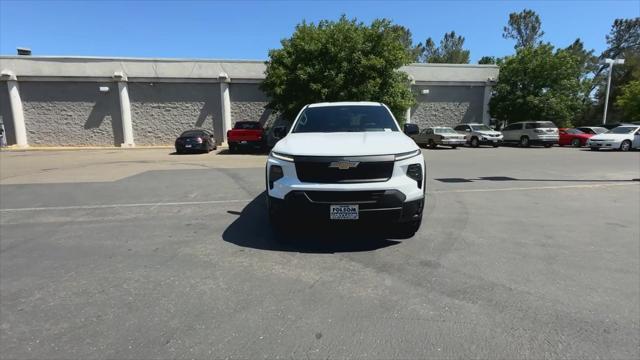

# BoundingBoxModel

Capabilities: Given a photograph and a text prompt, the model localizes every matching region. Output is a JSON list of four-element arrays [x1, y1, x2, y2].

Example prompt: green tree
[[502, 9, 544, 49], [419, 31, 470, 63], [489, 44, 584, 127], [615, 80, 640, 121], [561, 38, 600, 125], [261, 16, 415, 122], [602, 18, 640, 60], [478, 56, 497, 64], [390, 24, 423, 62], [595, 18, 640, 121]]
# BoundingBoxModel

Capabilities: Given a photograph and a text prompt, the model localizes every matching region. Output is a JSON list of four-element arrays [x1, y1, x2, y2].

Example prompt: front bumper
[[438, 139, 466, 145], [587, 140, 621, 149], [267, 153, 426, 203], [268, 192, 424, 223], [478, 137, 503, 144]]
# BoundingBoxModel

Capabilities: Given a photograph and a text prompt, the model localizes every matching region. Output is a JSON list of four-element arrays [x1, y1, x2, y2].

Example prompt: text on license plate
[[330, 205, 359, 220]]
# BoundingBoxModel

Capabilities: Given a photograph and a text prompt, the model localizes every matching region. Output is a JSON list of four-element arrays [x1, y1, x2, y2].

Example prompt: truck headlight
[[269, 165, 284, 189], [395, 149, 421, 161], [270, 151, 294, 162], [406, 163, 423, 189]]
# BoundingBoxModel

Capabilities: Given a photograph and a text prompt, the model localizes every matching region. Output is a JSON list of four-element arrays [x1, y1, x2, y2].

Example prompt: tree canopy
[[478, 56, 497, 64], [419, 31, 470, 63], [489, 44, 584, 127], [616, 80, 640, 121], [603, 18, 640, 60], [261, 16, 415, 122], [596, 18, 640, 122], [502, 9, 545, 49]]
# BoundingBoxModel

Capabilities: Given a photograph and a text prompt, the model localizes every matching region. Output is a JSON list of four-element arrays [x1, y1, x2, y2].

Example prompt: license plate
[[185, 144, 192, 148], [240, 141, 248, 144], [330, 205, 359, 220]]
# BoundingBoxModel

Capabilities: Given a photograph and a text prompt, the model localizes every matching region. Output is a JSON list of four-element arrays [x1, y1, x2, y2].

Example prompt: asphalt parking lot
[[1, 146, 639, 359]]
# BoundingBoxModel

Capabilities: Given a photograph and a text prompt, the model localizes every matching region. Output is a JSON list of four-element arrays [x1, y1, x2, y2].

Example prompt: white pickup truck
[[265, 102, 426, 236]]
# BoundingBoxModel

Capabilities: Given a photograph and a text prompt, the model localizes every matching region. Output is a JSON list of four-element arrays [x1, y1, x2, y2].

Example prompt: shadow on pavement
[[216, 149, 269, 156], [222, 192, 403, 253], [435, 176, 638, 183]]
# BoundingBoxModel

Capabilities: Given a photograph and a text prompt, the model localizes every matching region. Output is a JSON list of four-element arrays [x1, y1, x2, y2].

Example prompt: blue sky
[[1, 0, 638, 62]]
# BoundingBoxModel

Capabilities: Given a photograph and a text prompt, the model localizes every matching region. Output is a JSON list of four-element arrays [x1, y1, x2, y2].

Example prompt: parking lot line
[[0, 199, 253, 213], [1, 182, 637, 213], [431, 182, 638, 194]]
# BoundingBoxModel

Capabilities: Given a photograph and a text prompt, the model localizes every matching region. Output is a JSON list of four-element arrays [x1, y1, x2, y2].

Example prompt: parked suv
[[501, 121, 559, 147], [265, 102, 425, 236], [453, 123, 503, 147]]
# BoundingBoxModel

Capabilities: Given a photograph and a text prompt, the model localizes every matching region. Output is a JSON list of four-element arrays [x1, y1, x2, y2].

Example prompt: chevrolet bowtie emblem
[[329, 160, 360, 170]]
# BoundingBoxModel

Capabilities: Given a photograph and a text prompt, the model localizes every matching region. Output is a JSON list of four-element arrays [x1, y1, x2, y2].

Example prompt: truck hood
[[272, 132, 419, 156]]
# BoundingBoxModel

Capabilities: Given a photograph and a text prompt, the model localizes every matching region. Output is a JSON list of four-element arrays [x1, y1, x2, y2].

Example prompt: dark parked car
[[175, 129, 216, 154]]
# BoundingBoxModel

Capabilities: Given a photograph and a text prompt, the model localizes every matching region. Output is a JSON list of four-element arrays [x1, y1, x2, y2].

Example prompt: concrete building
[[0, 56, 498, 147]]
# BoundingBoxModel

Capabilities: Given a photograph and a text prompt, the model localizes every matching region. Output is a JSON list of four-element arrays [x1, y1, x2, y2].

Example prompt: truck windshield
[[292, 105, 399, 133]]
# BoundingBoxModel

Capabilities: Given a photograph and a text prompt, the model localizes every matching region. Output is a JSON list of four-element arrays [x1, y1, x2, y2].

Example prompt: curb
[[1, 145, 175, 152], [0, 145, 231, 153]]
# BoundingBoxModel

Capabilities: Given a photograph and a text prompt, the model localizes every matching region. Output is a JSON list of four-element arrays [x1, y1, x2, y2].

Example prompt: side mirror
[[273, 126, 287, 139], [403, 123, 419, 136]]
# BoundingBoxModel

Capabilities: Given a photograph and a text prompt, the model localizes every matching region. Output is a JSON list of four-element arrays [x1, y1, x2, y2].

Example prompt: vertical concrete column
[[482, 80, 495, 125], [1, 70, 28, 147], [406, 75, 415, 124], [218, 72, 232, 143], [113, 72, 135, 147]]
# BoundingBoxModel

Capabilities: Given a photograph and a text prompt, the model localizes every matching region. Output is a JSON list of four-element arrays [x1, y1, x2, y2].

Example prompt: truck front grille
[[294, 155, 394, 183]]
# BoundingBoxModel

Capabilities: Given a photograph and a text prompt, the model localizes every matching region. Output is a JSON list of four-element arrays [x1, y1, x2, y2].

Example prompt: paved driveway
[[1, 147, 639, 359]]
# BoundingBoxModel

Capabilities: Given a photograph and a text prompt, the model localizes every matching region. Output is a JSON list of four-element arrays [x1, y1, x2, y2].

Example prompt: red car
[[558, 128, 593, 147], [227, 121, 266, 153]]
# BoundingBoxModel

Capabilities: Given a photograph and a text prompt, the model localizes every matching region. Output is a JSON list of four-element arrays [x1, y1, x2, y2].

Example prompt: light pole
[[602, 58, 625, 125]]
